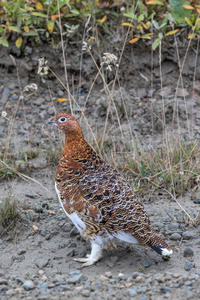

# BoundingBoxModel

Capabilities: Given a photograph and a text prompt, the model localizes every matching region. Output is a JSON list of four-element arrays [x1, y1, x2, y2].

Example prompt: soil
[[1, 39, 200, 299]]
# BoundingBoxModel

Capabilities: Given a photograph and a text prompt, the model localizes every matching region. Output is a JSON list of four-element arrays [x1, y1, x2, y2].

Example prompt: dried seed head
[[38, 58, 49, 76], [101, 53, 118, 71], [23, 83, 38, 92]]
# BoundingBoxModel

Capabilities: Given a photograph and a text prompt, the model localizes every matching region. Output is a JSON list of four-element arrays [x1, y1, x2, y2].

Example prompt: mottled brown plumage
[[49, 112, 172, 266]]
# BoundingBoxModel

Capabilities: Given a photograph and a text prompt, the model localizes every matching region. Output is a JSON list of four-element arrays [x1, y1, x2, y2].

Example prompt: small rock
[[144, 262, 151, 268], [82, 289, 90, 297], [184, 288, 193, 298], [35, 258, 49, 269], [128, 288, 138, 297], [58, 90, 64, 97], [11, 255, 20, 261], [182, 230, 196, 240], [23, 280, 35, 291], [160, 286, 171, 293], [1, 88, 10, 104], [185, 281, 192, 286], [66, 273, 83, 284], [183, 248, 194, 257], [0, 279, 8, 285], [47, 107, 54, 115], [34, 97, 44, 106], [184, 262, 194, 271], [170, 233, 182, 241], [105, 271, 112, 278], [17, 249, 26, 255], [193, 198, 200, 204]]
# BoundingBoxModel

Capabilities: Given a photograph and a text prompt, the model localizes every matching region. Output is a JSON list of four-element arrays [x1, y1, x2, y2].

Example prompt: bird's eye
[[59, 117, 66, 122]]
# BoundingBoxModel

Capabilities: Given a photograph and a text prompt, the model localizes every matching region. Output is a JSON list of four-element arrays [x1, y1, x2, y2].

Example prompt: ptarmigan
[[49, 112, 173, 267]]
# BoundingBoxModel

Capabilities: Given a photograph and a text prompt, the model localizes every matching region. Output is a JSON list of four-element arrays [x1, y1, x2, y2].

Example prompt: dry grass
[[0, 196, 19, 230]]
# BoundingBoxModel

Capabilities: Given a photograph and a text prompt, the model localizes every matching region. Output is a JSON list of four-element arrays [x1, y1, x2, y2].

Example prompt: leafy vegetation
[[0, 0, 200, 49]]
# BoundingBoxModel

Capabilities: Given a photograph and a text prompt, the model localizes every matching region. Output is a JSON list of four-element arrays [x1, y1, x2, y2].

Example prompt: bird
[[48, 112, 173, 267]]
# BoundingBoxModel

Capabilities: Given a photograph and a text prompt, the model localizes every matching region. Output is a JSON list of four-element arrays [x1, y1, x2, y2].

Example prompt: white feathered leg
[[73, 241, 103, 267]]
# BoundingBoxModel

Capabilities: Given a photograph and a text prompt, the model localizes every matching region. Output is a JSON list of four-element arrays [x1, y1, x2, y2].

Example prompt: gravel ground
[[1, 43, 200, 299]]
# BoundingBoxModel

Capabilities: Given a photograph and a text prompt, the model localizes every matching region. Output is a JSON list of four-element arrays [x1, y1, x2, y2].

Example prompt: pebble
[[47, 107, 54, 115], [82, 289, 90, 297], [34, 97, 45, 106], [35, 258, 49, 269], [128, 288, 138, 297], [182, 230, 196, 240], [0, 279, 8, 285], [184, 288, 194, 298], [66, 273, 83, 284], [160, 286, 171, 293], [184, 262, 194, 271], [23, 280, 35, 290], [144, 262, 151, 268], [183, 248, 194, 257], [170, 233, 182, 241], [17, 249, 26, 255], [1, 88, 10, 104]]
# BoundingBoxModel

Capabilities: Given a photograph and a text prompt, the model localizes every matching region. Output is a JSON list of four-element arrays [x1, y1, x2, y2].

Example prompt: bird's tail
[[147, 229, 173, 256]]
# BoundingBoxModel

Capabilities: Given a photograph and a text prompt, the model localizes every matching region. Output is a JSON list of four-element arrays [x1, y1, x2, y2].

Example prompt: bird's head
[[48, 112, 83, 139]]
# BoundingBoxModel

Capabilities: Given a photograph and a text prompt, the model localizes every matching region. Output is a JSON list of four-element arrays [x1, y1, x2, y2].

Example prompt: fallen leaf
[[51, 13, 64, 21], [57, 98, 69, 102], [35, 2, 43, 10], [98, 15, 107, 24], [183, 4, 194, 9], [129, 37, 139, 44], [165, 29, 179, 36]]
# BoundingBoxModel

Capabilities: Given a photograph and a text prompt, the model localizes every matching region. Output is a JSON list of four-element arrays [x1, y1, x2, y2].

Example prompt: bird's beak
[[48, 117, 56, 124]]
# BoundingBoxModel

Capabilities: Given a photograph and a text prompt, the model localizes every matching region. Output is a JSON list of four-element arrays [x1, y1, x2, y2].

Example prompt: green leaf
[[8, 26, 21, 33], [31, 12, 47, 18], [152, 37, 161, 50], [138, 14, 144, 22], [70, 8, 79, 15], [123, 10, 137, 20], [152, 20, 159, 29], [15, 37, 23, 48], [0, 38, 9, 47], [23, 30, 39, 36], [169, 0, 192, 26]]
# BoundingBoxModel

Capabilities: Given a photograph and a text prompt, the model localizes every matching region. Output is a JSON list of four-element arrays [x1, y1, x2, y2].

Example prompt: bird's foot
[[73, 242, 102, 267]]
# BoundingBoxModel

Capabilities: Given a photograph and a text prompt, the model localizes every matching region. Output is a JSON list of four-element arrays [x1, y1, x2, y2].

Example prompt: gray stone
[[0, 279, 8, 285], [128, 288, 138, 297], [17, 249, 26, 255], [160, 286, 171, 293], [47, 107, 54, 115], [182, 230, 196, 240], [1, 88, 10, 104], [35, 258, 49, 269], [183, 248, 194, 257], [23, 280, 35, 290], [144, 262, 151, 268], [66, 273, 83, 284], [184, 288, 193, 298], [34, 97, 45, 106], [58, 90, 64, 97], [82, 289, 90, 297], [170, 233, 182, 241], [184, 262, 194, 271], [185, 281, 192, 286]]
